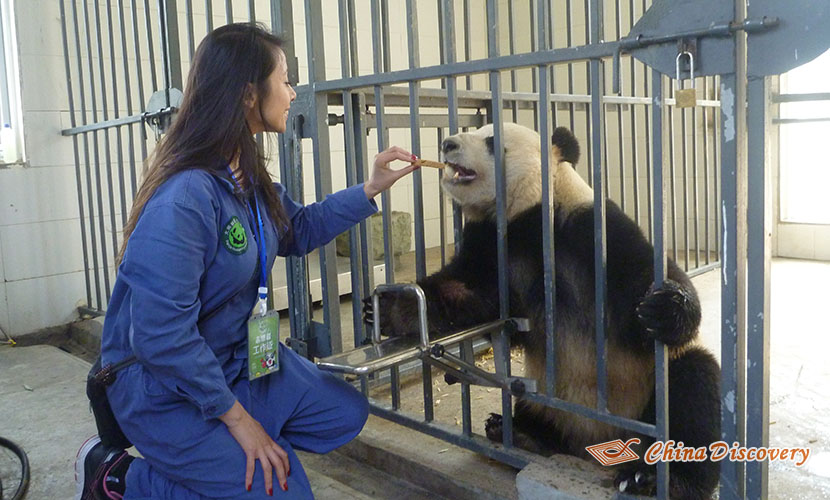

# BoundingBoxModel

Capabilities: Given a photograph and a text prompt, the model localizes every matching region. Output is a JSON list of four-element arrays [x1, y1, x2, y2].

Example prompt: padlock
[[675, 51, 697, 108]]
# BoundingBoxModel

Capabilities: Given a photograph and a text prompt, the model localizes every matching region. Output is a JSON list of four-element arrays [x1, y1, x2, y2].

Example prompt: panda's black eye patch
[[485, 136, 495, 156]]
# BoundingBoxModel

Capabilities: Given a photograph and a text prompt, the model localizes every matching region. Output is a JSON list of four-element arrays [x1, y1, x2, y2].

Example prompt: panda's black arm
[[378, 222, 503, 339]]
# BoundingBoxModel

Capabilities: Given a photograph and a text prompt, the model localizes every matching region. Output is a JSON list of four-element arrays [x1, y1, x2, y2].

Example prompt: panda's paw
[[636, 279, 700, 345], [614, 464, 655, 496], [362, 291, 421, 338], [484, 413, 504, 443]]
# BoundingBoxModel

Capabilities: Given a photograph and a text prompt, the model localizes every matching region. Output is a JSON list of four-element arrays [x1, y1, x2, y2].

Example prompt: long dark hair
[[119, 23, 290, 264]]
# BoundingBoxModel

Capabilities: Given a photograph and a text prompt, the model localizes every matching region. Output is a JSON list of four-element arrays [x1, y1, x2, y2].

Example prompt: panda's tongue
[[449, 163, 477, 182]]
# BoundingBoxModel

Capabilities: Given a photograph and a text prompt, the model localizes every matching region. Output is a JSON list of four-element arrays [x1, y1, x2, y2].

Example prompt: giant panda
[[371, 122, 721, 499]]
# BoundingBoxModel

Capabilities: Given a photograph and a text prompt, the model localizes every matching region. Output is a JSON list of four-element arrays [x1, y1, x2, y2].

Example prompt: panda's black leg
[[484, 400, 566, 456], [615, 347, 721, 499]]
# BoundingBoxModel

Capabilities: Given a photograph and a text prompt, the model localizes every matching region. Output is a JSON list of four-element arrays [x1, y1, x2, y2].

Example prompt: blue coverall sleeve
[[275, 182, 378, 257], [120, 200, 236, 420]]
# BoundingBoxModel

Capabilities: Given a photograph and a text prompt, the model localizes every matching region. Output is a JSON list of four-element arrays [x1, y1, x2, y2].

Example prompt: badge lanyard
[[227, 166, 268, 317]]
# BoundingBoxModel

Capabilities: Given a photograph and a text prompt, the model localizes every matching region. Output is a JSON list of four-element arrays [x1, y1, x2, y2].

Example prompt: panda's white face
[[441, 122, 593, 222], [441, 123, 545, 221]]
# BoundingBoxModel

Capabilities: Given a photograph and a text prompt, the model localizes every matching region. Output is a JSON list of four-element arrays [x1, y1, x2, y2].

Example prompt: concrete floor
[[1, 257, 828, 499]]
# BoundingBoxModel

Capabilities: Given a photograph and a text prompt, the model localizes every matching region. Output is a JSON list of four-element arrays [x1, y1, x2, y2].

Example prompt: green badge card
[[248, 310, 280, 380]]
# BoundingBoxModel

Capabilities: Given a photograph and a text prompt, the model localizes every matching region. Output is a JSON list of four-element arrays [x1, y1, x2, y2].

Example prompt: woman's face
[[247, 49, 296, 135]]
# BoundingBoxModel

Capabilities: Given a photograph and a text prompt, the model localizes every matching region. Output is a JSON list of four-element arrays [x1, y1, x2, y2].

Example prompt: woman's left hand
[[364, 146, 421, 199]]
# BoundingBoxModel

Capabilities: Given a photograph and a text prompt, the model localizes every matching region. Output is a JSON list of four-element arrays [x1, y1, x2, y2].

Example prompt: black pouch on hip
[[86, 354, 136, 450]]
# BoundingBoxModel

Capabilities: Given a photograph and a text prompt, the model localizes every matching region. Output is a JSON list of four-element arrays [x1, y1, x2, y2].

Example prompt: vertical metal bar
[[693, 103, 700, 269], [248, 0, 255, 20], [669, 102, 678, 265], [439, 0, 463, 247], [185, 0, 195, 59], [339, 0, 365, 349], [391, 365, 401, 410], [60, 0, 93, 310], [582, 0, 592, 178], [304, 0, 341, 355], [682, 106, 690, 270], [73, 0, 102, 311], [589, 0, 608, 414], [437, 128, 447, 266], [160, 0, 183, 92], [642, 0, 652, 237], [143, 0, 159, 92], [105, 1, 128, 229], [536, 0, 556, 399], [651, 69, 670, 500], [205, 0, 213, 32], [83, 0, 113, 303], [715, 78, 721, 263], [130, 0, 149, 165], [405, 0, 426, 282], [614, 0, 626, 213], [704, 81, 711, 265], [628, 0, 640, 227], [351, 93, 374, 308], [507, 0, 518, 122], [93, 0, 120, 273], [746, 74, 770, 500], [565, 0, 578, 181], [463, 0, 471, 90], [460, 340, 474, 436], [225, 0, 233, 23], [370, 0, 394, 285], [487, 0, 512, 449], [719, 71, 743, 500]]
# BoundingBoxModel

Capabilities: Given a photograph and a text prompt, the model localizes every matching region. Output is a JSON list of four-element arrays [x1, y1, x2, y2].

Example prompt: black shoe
[[74, 435, 131, 500]]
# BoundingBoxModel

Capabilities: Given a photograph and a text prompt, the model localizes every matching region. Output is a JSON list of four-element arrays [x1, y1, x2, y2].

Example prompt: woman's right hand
[[220, 400, 290, 495]]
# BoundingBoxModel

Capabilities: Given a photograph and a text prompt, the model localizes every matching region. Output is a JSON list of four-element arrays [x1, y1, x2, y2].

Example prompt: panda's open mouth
[[446, 163, 478, 183]]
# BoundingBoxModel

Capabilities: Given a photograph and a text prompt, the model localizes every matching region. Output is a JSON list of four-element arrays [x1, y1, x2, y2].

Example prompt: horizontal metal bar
[[368, 400, 536, 469], [363, 113, 485, 130], [62, 113, 143, 135], [773, 117, 830, 124], [313, 41, 621, 92], [772, 92, 830, 103], [686, 261, 722, 278], [521, 392, 659, 437]]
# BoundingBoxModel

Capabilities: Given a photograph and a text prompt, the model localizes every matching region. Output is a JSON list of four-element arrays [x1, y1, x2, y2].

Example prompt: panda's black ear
[[551, 127, 580, 165]]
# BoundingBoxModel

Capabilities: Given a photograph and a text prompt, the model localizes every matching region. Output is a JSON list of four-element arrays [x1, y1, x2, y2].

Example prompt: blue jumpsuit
[[100, 169, 375, 499]]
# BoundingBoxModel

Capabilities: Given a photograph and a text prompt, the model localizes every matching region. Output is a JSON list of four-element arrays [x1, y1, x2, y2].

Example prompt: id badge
[[248, 310, 280, 380]]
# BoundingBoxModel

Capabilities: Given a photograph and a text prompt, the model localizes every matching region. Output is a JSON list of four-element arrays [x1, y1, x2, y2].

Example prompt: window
[[779, 48, 830, 225], [0, 0, 22, 165]]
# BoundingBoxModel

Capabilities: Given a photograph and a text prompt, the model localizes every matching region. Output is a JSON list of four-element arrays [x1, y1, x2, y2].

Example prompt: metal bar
[[772, 91, 830, 103], [651, 69, 670, 500], [460, 339, 473, 436], [714, 77, 721, 264], [614, 0, 626, 213], [205, 0, 213, 32], [60, 0, 93, 310], [83, 0, 113, 303], [746, 75, 770, 500], [160, 0, 183, 92], [463, 0, 471, 90], [72, 0, 102, 311], [588, 0, 608, 414], [773, 117, 830, 124], [312, 41, 624, 93], [682, 106, 689, 270], [628, 0, 640, 227], [536, 0, 556, 399], [117, 0, 139, 195], [487, 0, 512, 449], [719, 71, 743, 500], [0, 5, 9, 127], [643, 1, 653, 240], [143, 0, 159, 92], [368, 402, 535, 469], [224, 0, 232, 23], [704, 89, 711, 265], [105, 1, 128, 228], [351, 92, 374, 321], [669, 101, 678, 265], [693, 103, 700, 269], [521, 391, 659, 437], [185, 0, 195, 59], [304, 0, 341, 355], [62, 113, 146, 135], [507, 0, 518, 122], [92, 0, 120, 278], [248, 0, 255, 20], [686, 260, 721, 279], [338, 0, 364, 349], [391, 366, 401, 410], [565, 0, 578, 186], [130, 0, 149, 162], [405, 0, 426, 281], [370, 0, 394, 286]]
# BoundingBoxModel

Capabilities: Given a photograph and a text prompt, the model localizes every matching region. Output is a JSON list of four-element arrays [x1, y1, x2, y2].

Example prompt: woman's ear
[[243, 83, 258, 111]]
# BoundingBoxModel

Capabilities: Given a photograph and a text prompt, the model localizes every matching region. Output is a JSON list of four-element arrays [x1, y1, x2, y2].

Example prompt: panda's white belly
[[523, 329, 655, 452]]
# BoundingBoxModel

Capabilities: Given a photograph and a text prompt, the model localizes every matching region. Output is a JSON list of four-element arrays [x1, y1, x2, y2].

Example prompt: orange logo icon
[[585, 438, 641, 466]]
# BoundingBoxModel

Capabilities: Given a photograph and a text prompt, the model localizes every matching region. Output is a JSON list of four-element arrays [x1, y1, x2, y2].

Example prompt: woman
[[75, 23, 419, 500]]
